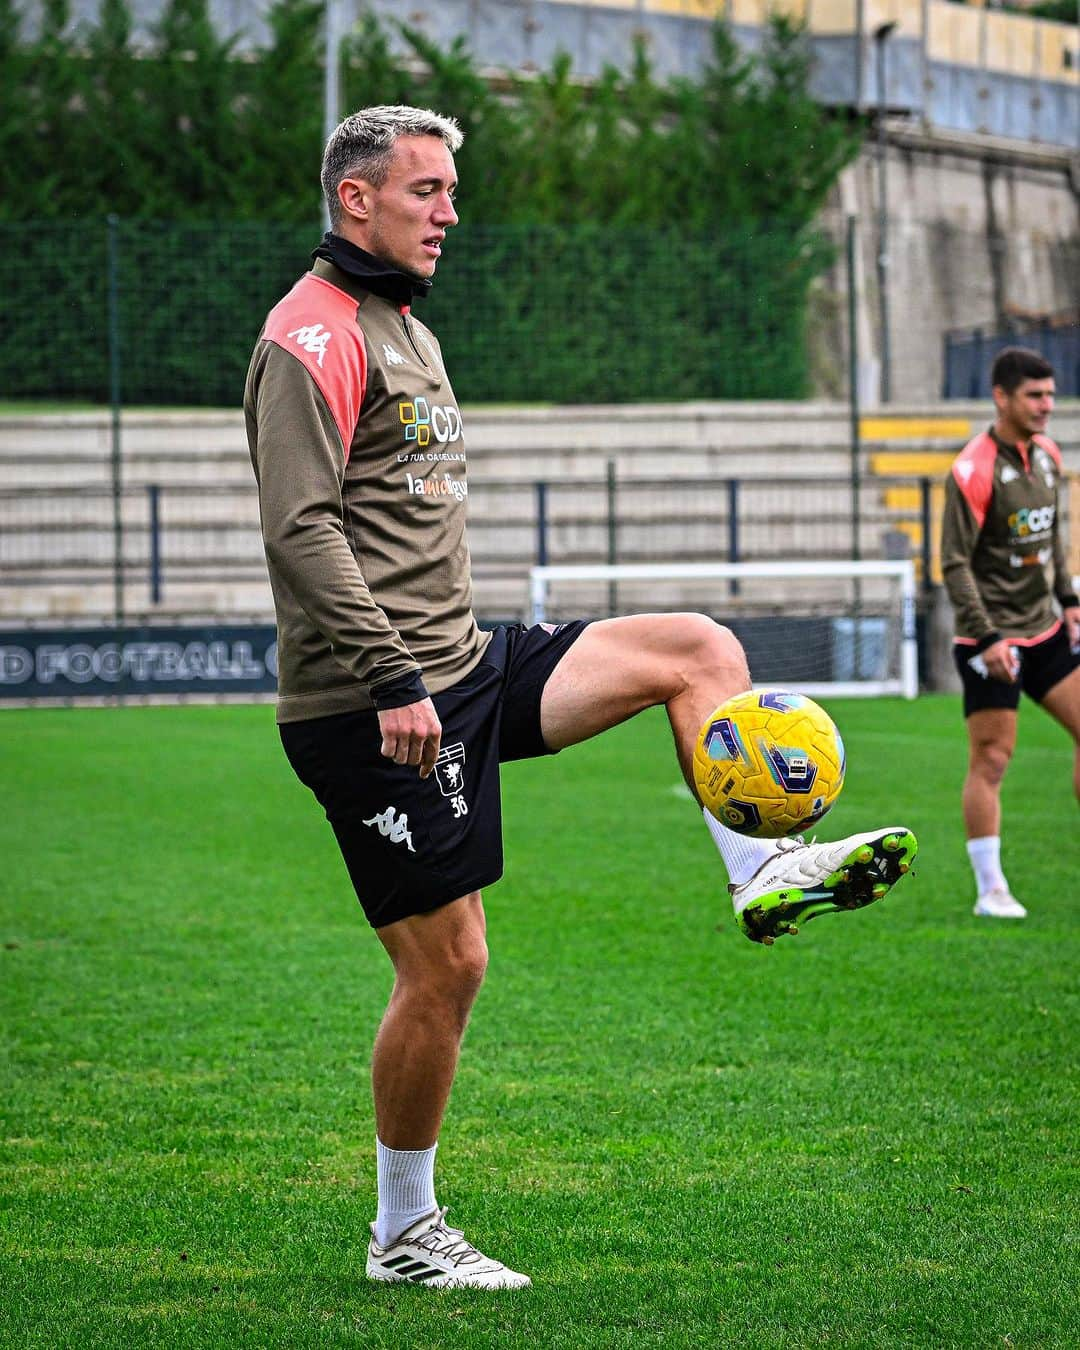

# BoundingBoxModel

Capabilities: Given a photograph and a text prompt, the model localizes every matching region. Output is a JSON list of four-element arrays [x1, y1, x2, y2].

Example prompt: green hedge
[[0, 219, 821, 405]]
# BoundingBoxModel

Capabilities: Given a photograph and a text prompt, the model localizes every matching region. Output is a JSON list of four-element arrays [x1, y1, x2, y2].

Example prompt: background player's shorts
[[279, 621, 591, 929], [953, 623, 1079, 717]]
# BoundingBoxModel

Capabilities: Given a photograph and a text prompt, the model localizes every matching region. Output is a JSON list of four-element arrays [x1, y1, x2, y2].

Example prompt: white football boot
[[366, 1207, 531, 1289], [973, 888, 1027, 919], [730, 827, 918, 944]]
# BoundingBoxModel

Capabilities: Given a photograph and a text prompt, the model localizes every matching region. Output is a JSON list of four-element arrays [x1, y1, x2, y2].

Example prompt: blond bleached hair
[[321, 105, 463, 227]]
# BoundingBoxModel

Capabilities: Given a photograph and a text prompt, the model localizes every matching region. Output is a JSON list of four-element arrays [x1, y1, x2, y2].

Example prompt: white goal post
[[528, 559, 919, 700]]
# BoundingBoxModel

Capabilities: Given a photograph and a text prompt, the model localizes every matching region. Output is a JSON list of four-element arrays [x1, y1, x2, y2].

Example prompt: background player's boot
[[730, 827, 917, 945], [973, 887, 1027, 918], [366, 1207, 531, 1288]]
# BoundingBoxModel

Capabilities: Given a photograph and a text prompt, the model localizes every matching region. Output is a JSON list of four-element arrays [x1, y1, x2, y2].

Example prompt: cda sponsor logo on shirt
[[399, 397, 462, 448], [1009, 505, 1055, 538]]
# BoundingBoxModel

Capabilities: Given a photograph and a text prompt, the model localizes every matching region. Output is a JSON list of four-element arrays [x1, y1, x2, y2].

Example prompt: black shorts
[[953, 624, 1080, 717], [279, 621, 591, 928]]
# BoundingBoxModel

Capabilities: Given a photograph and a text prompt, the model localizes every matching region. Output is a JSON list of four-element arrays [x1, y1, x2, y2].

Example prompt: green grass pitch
[[2, 696, 1077, 1347]]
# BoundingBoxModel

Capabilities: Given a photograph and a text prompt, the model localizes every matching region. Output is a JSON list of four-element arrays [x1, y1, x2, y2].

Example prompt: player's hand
[[983, 638, 1019, 683], [1064, 606, 1080, 654], [377, 699, 442, 778]]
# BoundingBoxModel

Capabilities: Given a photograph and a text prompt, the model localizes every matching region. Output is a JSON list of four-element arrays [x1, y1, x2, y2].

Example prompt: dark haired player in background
[[941, 346, 1079, 919]]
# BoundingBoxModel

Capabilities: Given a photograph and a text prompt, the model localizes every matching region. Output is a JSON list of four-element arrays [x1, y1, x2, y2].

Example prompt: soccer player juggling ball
[[940, 347, 1080, 919], [244, 105, 918, 1288]]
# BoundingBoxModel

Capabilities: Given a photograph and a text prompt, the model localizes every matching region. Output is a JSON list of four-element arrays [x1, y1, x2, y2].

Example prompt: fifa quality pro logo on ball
[[693, 690, 846, 838]]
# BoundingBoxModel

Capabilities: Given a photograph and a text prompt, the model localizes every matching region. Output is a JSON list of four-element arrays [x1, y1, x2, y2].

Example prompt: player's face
[[994, 376, 1055, 441], [340, 135, 458, 281]]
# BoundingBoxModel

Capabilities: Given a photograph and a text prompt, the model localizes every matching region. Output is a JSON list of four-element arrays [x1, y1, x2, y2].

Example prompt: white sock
[[703, 808, 779, 885], [967, 836, 1007, 897], [374, 1139, 438, 1247]]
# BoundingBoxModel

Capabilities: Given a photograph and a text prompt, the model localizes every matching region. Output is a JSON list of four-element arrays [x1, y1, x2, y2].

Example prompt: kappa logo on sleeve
[[287, 322, 333, 367]]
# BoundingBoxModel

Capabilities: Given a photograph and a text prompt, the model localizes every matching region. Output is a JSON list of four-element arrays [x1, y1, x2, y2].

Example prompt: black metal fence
[[943, 322, 1080, 399], [0, 473, 942, 624]]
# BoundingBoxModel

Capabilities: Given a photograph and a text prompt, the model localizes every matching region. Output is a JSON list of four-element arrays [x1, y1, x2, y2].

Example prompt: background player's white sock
[[966, 836, 1008, 896], [703, 808, 778, 885], [374, 1139, 438, 1247]]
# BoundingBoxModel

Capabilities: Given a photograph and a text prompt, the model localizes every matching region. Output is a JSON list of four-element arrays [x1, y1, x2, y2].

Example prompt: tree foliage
[[0, 2, 862, 229], [0, 7, 864, 403], [1013, 0, 1074, 21]]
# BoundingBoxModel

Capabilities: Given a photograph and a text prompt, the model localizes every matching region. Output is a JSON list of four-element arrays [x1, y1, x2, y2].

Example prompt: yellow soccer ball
[[693, 690, 846, 838]]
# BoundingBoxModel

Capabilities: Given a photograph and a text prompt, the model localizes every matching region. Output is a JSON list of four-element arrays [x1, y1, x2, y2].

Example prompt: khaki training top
[[940, 426, 1076, 648], [245, 258, 490, 722]]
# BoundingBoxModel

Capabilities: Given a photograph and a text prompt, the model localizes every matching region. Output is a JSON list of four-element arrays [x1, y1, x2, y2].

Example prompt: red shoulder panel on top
[[261, 274, 367, 462], [950, 431, 998, 529], [1032, 433, 1062, 470]]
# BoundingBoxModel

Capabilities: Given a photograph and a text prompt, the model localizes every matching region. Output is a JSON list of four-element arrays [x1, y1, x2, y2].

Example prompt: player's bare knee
[[681, 613, 749, 686], [395, 939, 487, 1027], [433, 938, 489, 1014], [455, 941, 489, 996], [973, 742, 1012, 785]]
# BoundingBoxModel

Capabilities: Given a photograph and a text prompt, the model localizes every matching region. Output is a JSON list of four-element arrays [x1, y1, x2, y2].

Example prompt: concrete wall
[[818, 124, 1079, 405]]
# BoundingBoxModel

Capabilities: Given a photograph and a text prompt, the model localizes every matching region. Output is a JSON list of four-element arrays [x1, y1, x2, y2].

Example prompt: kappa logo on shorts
[[362, 806, 415, 852], [433, 742, 466, 798]]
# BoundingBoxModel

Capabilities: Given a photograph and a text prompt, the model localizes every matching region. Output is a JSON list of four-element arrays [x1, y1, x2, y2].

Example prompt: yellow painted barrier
[[929, 480, 947, 584], [884, 486, 924, 510], [870, 451, 958, 476], [860, 417, 971, 440]]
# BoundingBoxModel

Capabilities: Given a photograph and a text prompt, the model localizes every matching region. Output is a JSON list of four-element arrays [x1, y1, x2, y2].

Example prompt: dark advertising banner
[[0, 625, 277, 699]]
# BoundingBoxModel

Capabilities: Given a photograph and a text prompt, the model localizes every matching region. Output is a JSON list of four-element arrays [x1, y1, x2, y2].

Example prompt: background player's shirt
[[245, 258, 490, 723], [940, 426, 1076, 647]]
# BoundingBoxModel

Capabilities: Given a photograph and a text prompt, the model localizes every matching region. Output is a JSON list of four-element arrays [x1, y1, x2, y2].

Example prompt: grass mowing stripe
[[2, 697, 1077, 1347]]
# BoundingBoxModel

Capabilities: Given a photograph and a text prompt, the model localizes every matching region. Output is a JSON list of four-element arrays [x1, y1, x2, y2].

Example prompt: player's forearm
[[263, 515, 421, 688], [940, 558, 996, 642], [257, 437, 420, 690], [940, 483, 996, 640], [1050, 528, 1078, 611]]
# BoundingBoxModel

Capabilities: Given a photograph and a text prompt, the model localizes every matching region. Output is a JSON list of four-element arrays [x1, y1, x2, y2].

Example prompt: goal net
[[528, 559, 918, 699]]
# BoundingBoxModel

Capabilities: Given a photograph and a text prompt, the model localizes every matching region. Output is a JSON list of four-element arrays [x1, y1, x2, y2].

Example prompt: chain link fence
[[0, 219, 819, 408], [0, 471, 946, 620], [4, 215, 1075, 410]]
